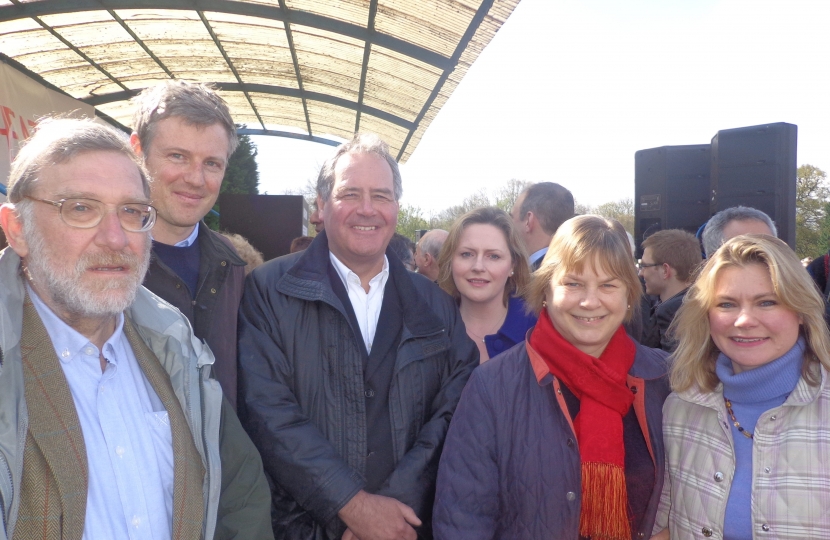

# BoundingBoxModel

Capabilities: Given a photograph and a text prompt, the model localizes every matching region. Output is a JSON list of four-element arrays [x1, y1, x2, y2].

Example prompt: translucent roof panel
[[0, 0, 519, 161]]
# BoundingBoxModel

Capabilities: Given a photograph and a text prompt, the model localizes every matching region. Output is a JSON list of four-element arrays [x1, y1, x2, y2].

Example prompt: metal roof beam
[[197, 10, 267, 131], [108, 9, 176, 79], [6, 0, 129, 92], [277, 0, 313, 137], [0, 0, 453, 70], [397, 0, 494, 160], [236, 128, 341, 147], [0, 52, 130, 134], [354, 0, 378, 134], [81, 83, 415, 129]]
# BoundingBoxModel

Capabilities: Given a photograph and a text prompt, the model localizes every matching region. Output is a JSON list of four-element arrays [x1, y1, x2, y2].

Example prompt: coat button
[[565, 491, 576, 501], [210, 288, 217, 294], [365, 389, 375, 398], [770, 415, 777, 420], [702, 527, 713, 537], [566, 438, 575, 447], [764, 467, 770, 473], [221, 261, 227, 266], [761, 524, 770, 532], [175, 283, 181, 289], [714, 471, 724, 482]]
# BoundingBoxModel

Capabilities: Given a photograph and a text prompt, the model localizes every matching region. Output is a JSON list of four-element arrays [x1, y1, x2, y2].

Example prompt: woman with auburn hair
[[652, 235, 830, 539], [437, 207, 535, 362], [434, 215, 670, 540]]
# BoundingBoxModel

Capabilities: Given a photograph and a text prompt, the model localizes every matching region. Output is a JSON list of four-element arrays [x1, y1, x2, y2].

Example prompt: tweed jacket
[[0, 248, 272, 540], [654, 362, 830, 539]]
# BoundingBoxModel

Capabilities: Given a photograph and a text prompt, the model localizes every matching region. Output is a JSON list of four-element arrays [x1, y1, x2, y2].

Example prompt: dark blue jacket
[[433, 338, 670, 539], [238, 232, 479, 539]]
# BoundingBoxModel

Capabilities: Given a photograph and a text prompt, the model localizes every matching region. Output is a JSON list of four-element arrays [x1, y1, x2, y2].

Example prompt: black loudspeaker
[[710, 122, 797, 249], [219, 194, 309, 261], [634, 144, 711, 253]]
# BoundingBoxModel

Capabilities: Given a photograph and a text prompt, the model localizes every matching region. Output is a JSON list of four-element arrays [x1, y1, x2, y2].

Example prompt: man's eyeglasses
[[25, 196, 157, 233], [636, 259, 662, 270]]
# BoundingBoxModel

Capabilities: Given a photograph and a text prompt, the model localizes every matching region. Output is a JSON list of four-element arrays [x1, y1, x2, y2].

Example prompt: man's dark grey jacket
[[237, 232, 479, 539]]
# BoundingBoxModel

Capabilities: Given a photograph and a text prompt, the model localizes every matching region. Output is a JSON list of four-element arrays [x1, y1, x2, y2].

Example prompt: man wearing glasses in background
[[638, 229, 702, 352], [0, 118, 271, 540]]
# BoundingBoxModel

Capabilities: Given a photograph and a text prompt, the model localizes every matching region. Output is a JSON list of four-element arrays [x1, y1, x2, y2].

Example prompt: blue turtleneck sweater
[[715, 337, 805, 540]]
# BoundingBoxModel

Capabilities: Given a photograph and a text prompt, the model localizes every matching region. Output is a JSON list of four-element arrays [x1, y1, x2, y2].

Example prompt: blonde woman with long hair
[[652, 234, 830, 539]]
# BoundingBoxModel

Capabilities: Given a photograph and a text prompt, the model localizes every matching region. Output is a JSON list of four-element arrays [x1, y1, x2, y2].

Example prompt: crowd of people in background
[[2, 78, 830, 540]]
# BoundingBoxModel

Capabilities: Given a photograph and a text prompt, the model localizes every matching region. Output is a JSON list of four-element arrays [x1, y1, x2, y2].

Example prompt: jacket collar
[[493, 296, 536, 345], [525, 333, 668, 385], [281, 231, 445, 337], [196, 221, 246, 266]]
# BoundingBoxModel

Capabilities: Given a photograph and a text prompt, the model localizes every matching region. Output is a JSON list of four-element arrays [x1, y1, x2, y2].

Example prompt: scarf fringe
[[579, 461, 630, 540]]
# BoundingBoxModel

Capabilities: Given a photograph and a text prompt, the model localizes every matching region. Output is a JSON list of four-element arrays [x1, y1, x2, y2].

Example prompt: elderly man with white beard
[[0, 118, 273, 540]]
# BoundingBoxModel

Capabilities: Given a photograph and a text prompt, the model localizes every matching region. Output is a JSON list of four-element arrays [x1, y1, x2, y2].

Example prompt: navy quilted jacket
[[433, 338, 670, 539]]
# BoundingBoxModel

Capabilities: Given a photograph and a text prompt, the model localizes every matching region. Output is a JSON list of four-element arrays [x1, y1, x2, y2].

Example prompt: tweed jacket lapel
[[18, 295, 88, 540], [123, 318, 206, 540]]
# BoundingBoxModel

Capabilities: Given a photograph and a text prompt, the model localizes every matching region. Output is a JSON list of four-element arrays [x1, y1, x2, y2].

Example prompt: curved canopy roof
[[0, 0, 519, 161]]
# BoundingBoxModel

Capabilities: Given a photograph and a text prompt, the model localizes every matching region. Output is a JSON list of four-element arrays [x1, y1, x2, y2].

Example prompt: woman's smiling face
[[547, 258, 628, 358], [708, 263, 802, 373], [451, 223, 513, 306]]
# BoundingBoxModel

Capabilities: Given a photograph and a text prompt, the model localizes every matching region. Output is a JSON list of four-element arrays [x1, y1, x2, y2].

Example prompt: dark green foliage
[[205, 127, 260, 230]]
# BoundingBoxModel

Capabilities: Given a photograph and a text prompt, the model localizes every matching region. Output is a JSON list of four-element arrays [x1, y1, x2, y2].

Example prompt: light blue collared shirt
[[529, 247, 548, 267], [28, 286, 175, 540], [174, 224, 200, 247]]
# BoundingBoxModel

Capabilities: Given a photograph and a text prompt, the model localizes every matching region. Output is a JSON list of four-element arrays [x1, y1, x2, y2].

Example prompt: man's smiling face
[[319, 151, 399, 271]]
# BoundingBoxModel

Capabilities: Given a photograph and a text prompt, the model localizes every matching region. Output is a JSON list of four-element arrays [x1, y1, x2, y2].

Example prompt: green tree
[[593, 198, 635, 235], [430, 189, 492, 230], [396, 204, 430, 240], [574, 201, 593, 216], [795, 165, 830, 259], [205, 127, 260, 230], [493, 179, 531, 212]]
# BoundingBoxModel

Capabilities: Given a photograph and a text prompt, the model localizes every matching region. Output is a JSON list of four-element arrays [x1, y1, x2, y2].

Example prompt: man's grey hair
[[419, 229, 448, 259], [702, 205, 777, 257], [316, 133, 402, 202], [7, 117, 151, 206], [518, 182, 575, 235], [131, 80, 238, 156]]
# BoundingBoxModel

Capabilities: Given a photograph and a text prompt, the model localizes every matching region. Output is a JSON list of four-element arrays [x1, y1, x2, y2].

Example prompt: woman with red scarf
[[433, 215, 671, 540]]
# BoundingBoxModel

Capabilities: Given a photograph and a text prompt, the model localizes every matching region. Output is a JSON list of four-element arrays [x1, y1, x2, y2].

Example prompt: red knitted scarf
[[529, 310, 636, 540]]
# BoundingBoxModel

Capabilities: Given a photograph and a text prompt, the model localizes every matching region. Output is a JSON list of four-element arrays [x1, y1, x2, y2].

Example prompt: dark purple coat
[[433, 338, 670, 539]]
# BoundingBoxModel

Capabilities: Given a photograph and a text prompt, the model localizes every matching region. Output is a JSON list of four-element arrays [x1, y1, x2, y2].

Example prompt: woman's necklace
[[465, 309, 508, 343], [724, 396, 754, 440]]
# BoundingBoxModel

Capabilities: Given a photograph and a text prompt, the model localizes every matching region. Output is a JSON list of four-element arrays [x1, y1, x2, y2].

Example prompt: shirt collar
[[151, 223, 200, 247], [329, 251, 389, 290], [529, 247, 548, 264], [27, 283, 126, 365], [174, 224, 200, 247]]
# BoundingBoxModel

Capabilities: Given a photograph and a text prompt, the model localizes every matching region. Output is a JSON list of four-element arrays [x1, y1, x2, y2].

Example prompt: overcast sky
[[253, 0, 830, 216]]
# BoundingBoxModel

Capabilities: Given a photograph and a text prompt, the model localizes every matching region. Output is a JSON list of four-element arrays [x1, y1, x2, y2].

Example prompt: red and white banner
[[0, 62, 94, 202]]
